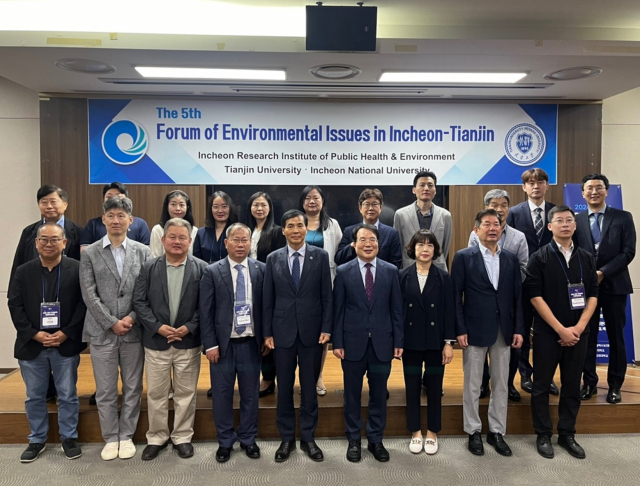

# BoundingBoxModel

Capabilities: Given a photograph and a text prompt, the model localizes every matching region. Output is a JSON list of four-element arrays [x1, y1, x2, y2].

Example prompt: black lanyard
[[42, 265, 61, 303], [549, 243, 583, 285]]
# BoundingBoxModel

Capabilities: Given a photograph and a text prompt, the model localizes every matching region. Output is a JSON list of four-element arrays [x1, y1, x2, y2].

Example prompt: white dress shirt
[[102, 235, 128, 277]]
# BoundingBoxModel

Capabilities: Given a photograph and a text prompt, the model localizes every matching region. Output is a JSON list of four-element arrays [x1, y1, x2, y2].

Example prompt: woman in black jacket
[[399, 229, 455, 455]]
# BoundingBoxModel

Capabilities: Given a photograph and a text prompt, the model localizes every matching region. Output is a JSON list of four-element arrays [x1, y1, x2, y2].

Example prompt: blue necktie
[[235, 264, 245, 302], [292, 252, 301, 290], [591, 213, 602, 245]]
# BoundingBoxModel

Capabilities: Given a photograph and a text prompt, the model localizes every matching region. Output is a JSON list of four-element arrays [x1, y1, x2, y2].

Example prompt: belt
[[230, 336, 253, 344]]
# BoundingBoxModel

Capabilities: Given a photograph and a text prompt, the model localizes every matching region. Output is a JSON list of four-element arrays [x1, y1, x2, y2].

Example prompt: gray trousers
[[463, 330, 510, 435], [90, 337, 144, 443]]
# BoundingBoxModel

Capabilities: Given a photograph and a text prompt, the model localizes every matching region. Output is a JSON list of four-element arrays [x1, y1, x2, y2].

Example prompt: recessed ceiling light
[[55, 58, 115, 74], [544, 67, 602, 81], [135, 67, 286, 81], [309, 65, 362, 80], [379, 72, 527, 83]]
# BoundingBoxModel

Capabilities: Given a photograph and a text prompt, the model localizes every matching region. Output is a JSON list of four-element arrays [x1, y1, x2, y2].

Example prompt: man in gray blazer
[[133, 219, 207, 461], [394, 171, 453, 271], [80, 197, 150, 461]]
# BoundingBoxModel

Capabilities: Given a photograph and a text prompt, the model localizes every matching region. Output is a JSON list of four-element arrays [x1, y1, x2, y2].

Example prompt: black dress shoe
[[508, 386, 521, 402], [558, 435, 586, 459], [141, 441, 169, 461], [207, 388, 212, 398], [89, 393, 97, 406], [580, 384, 597, 400], [549, 381, 559, 396], [346, 440, 361, 462], [259, 382, 275, 398], [479, 385, 489, 399], [215, 446, 232, 463], [536, 434, 554, 458], [487, 432, 512, 457], [275, 439, 296, 462], [240, 442, 260, 459], [521, 378, 533, 394], [367, 442, 389, 462], [606, 387, 622, 403], [174, 442, 194, 459], [300, 440, 324, 462], [468, 432, 484, 455]]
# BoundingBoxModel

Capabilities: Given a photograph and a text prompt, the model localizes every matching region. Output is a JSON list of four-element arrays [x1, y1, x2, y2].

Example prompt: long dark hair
[[247, 192, 277, 257], [204, 191, 239, 229], [298, 185, 330, 231], [159, 190, 195, 226]]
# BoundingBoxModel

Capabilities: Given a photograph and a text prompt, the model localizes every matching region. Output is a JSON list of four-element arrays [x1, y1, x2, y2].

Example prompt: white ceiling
[[1, 0, 640, 100]]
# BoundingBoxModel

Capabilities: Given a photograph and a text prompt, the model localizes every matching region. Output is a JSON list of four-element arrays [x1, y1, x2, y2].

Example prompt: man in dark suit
[[8, 223, 86, 463], [263, 209, 333, 463], [453, 209, 524, 457], [506, 168, 558, 395], [574, 174, 636, 403], [333, 223, 403, 463], [199, 223, 265, 463], [335, 188, 402, 269], [133, 219, 207, 461]]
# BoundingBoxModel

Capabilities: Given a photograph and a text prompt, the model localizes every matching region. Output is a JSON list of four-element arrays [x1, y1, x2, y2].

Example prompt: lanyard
[[42, 265, 61, 303], [549, 243, 583, 285]]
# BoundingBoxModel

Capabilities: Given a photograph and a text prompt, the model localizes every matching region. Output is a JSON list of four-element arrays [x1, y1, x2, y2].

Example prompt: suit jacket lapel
[[158, 256, 170, 304], [179, 256, 193, 301], [99, 245, 121, 283], [431, 204, 442, 230], [497, 251, 508, 290], [297, 245, 312, 291], [248, 259, 260, 302], [407, 265, 425, 309], [58, 257, 71, 296], [219, 258, 234, 300], [279, 248, 297, 293], [600, 206, 614, 242], [474, 248, 494, 289], [422, 267, 437, 301]]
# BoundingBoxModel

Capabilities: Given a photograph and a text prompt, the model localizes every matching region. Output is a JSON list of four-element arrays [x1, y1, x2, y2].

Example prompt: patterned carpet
[[1, 435, 640, 485]]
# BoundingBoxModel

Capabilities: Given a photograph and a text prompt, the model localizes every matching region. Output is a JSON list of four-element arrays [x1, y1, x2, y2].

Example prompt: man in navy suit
[[453, 209, 524, 457], [333, 223, 404, 463], [506, 168, 558, 395], [263, 210, 333, 463], [335, 188, 402, 269], [574, 174, 636, 403]]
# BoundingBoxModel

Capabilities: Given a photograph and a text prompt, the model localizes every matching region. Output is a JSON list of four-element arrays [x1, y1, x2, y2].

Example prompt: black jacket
[[255, 225, 286, 264]]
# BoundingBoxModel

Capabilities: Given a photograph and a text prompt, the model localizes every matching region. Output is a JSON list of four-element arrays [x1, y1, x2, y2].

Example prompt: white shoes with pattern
[[409, 436, 423, 454], [118, 439, 136, 459], [424, 436, 438, 455], [101, 442, 119, 461]]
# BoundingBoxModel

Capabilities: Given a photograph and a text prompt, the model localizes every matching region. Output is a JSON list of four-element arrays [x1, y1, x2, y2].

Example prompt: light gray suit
[[80, 237, 150, 443], [394, 202, 453, 271], [468, 224, 529, 281]]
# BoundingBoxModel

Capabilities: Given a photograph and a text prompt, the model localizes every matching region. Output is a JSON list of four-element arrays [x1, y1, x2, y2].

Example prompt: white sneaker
[[101, 442, 119, 461], [118, 439, 136, 459], [424, 437, 438, 455], [409, 436, 423, 454]]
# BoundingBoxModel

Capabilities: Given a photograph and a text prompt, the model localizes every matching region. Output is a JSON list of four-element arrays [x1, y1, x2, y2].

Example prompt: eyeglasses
[[584, 186, 606, 194], [551, 218, 575, 225], [229, 238, 250, 244], [37, 237, 63, 245], [357, 238, 378, 244], [361, 202, 381, 209]]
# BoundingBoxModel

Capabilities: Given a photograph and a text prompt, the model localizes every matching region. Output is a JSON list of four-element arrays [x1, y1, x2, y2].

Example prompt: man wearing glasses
[[574, 174, 636, 404]]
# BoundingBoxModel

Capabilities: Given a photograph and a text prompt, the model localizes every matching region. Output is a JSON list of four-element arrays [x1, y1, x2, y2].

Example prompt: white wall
[[602, 87, 640, 361], [0, 76, 41, 369]]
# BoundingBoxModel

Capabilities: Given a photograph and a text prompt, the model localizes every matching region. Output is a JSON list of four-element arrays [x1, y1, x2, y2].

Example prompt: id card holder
[[234, 303, 252, 334], [568, 284, 586, 310], [41, 302, 61, 330]]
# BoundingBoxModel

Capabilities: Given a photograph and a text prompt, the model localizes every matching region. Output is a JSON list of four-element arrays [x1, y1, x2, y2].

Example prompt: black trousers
[[403, 349, 444, 433], [582, 293, 628, 389], [531, 329, 588, 436], [481, 348, 518, 391], [518, 300, 534, 380], [261, 349, 276, 382]]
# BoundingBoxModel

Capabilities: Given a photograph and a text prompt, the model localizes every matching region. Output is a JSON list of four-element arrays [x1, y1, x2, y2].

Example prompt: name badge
[[568, 284, 586, 310], [234, 303, 252, 333], [41, 302, 61, 330]]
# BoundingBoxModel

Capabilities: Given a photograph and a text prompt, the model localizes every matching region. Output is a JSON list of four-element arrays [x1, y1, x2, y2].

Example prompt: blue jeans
[[19, 349, 80, 443]]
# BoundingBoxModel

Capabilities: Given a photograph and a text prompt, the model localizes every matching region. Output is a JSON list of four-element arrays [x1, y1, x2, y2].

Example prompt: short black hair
[[521, 168, 549, 184], [580, 173, 610, 191], [474, 208, 502, 228], [351, 223, 379, 243], [37, 184, 68, 203], [281, 209, 308, 228], [406, 229, 441, 260], [102, 182, 128, 198], [358, 188, 383, 206], [413, 170, 437, 187], [548, 204, 576, 221]]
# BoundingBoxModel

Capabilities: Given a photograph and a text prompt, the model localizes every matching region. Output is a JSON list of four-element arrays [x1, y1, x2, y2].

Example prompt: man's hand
[[442, 343, 453, 365], [319, 333, 330, 344], [167, 325, 189, 343], [511, 334, 523, 349], [111, 320, 131, 336], [157, 325, 174, 338], [43, 331, 68, 347], [333, 348, 345, 359], [261, 344, 272, 356], [264, 337, 275, 350], [557, 326, 580, 346], [394, 348, 403, 359], [206, 348, 220, 364], [122, 316, 135, 326], [32, 331, 49, 344], [457, 334, 468, 349], [597, 270, 604, 284]]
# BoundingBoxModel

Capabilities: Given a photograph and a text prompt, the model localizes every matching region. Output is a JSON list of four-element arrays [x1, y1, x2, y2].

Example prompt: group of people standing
[[7, 168, 635, 465]]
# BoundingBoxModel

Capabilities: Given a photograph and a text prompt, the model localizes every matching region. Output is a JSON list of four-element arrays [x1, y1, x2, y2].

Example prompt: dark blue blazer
[[335, 222, 402, 269], [507, 201, 555, 257], [263, 245, 333, 348], [199, 257, 265, 358], [451, 246, 524, 347], [573, 206, 636, 295], [332, 258, 404, 362]]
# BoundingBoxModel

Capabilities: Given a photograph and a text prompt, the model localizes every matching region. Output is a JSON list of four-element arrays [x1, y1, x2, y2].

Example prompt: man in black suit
[[333, 224, 404, 463], [574, 174, 636, 403], [199, 223, 265, 462], [263, 209, 333, 462], [453, 209, 524, 457], [335, 188, 402, 269], [8, 223, 87, 463], [506, 168, 558, 395]]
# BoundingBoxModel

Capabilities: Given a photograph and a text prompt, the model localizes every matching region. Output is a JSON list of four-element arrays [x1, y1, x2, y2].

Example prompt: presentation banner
[[88, 99, 557, 185], [564, 183, 635, 364]]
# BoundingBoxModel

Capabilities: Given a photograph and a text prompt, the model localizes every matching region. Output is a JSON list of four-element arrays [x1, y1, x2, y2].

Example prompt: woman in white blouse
[[150, 190, 198, 258]]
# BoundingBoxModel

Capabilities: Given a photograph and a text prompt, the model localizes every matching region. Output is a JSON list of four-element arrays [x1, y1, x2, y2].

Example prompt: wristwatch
[[444, 340, 455, 346]]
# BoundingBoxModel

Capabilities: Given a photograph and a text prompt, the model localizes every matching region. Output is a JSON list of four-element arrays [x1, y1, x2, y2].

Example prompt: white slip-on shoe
[[424, 437, 438, 455], [118, 439, 136, 459], [101, 442, 119, 461], [409, 436, 423, 454]]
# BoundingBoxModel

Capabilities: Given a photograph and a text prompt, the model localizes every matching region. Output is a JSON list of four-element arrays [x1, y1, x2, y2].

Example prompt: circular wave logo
[[101, 119, 148, 165], [504, 123, 546, 166]]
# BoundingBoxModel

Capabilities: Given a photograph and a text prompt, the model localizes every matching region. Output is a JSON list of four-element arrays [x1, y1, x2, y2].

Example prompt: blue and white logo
[[504, 123, 546, 166], [101, 119, 148, 165]]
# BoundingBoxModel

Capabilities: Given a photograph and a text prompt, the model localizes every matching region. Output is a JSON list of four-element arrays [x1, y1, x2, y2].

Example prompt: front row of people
[[9, 197, 598, 464]]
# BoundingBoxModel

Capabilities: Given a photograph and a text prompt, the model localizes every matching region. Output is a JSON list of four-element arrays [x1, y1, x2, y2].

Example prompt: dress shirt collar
[[588, 203, 607, 216], [287, 244, 306, 258], [362, 220, 380, 229], [42, 215, 65, 227], [102, 234, 128, 250], [415, 202, 433, 217], [478, 241, 501, 256], [357, 257, 377, 269], [228, 256, 249, 269], [528, 199, 545, 213], [166, 256, 188, 267]]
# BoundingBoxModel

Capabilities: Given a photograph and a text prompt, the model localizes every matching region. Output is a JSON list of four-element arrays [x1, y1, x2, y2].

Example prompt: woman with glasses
[[150, 190, 198, 258], [193, 191, 239, 264]]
